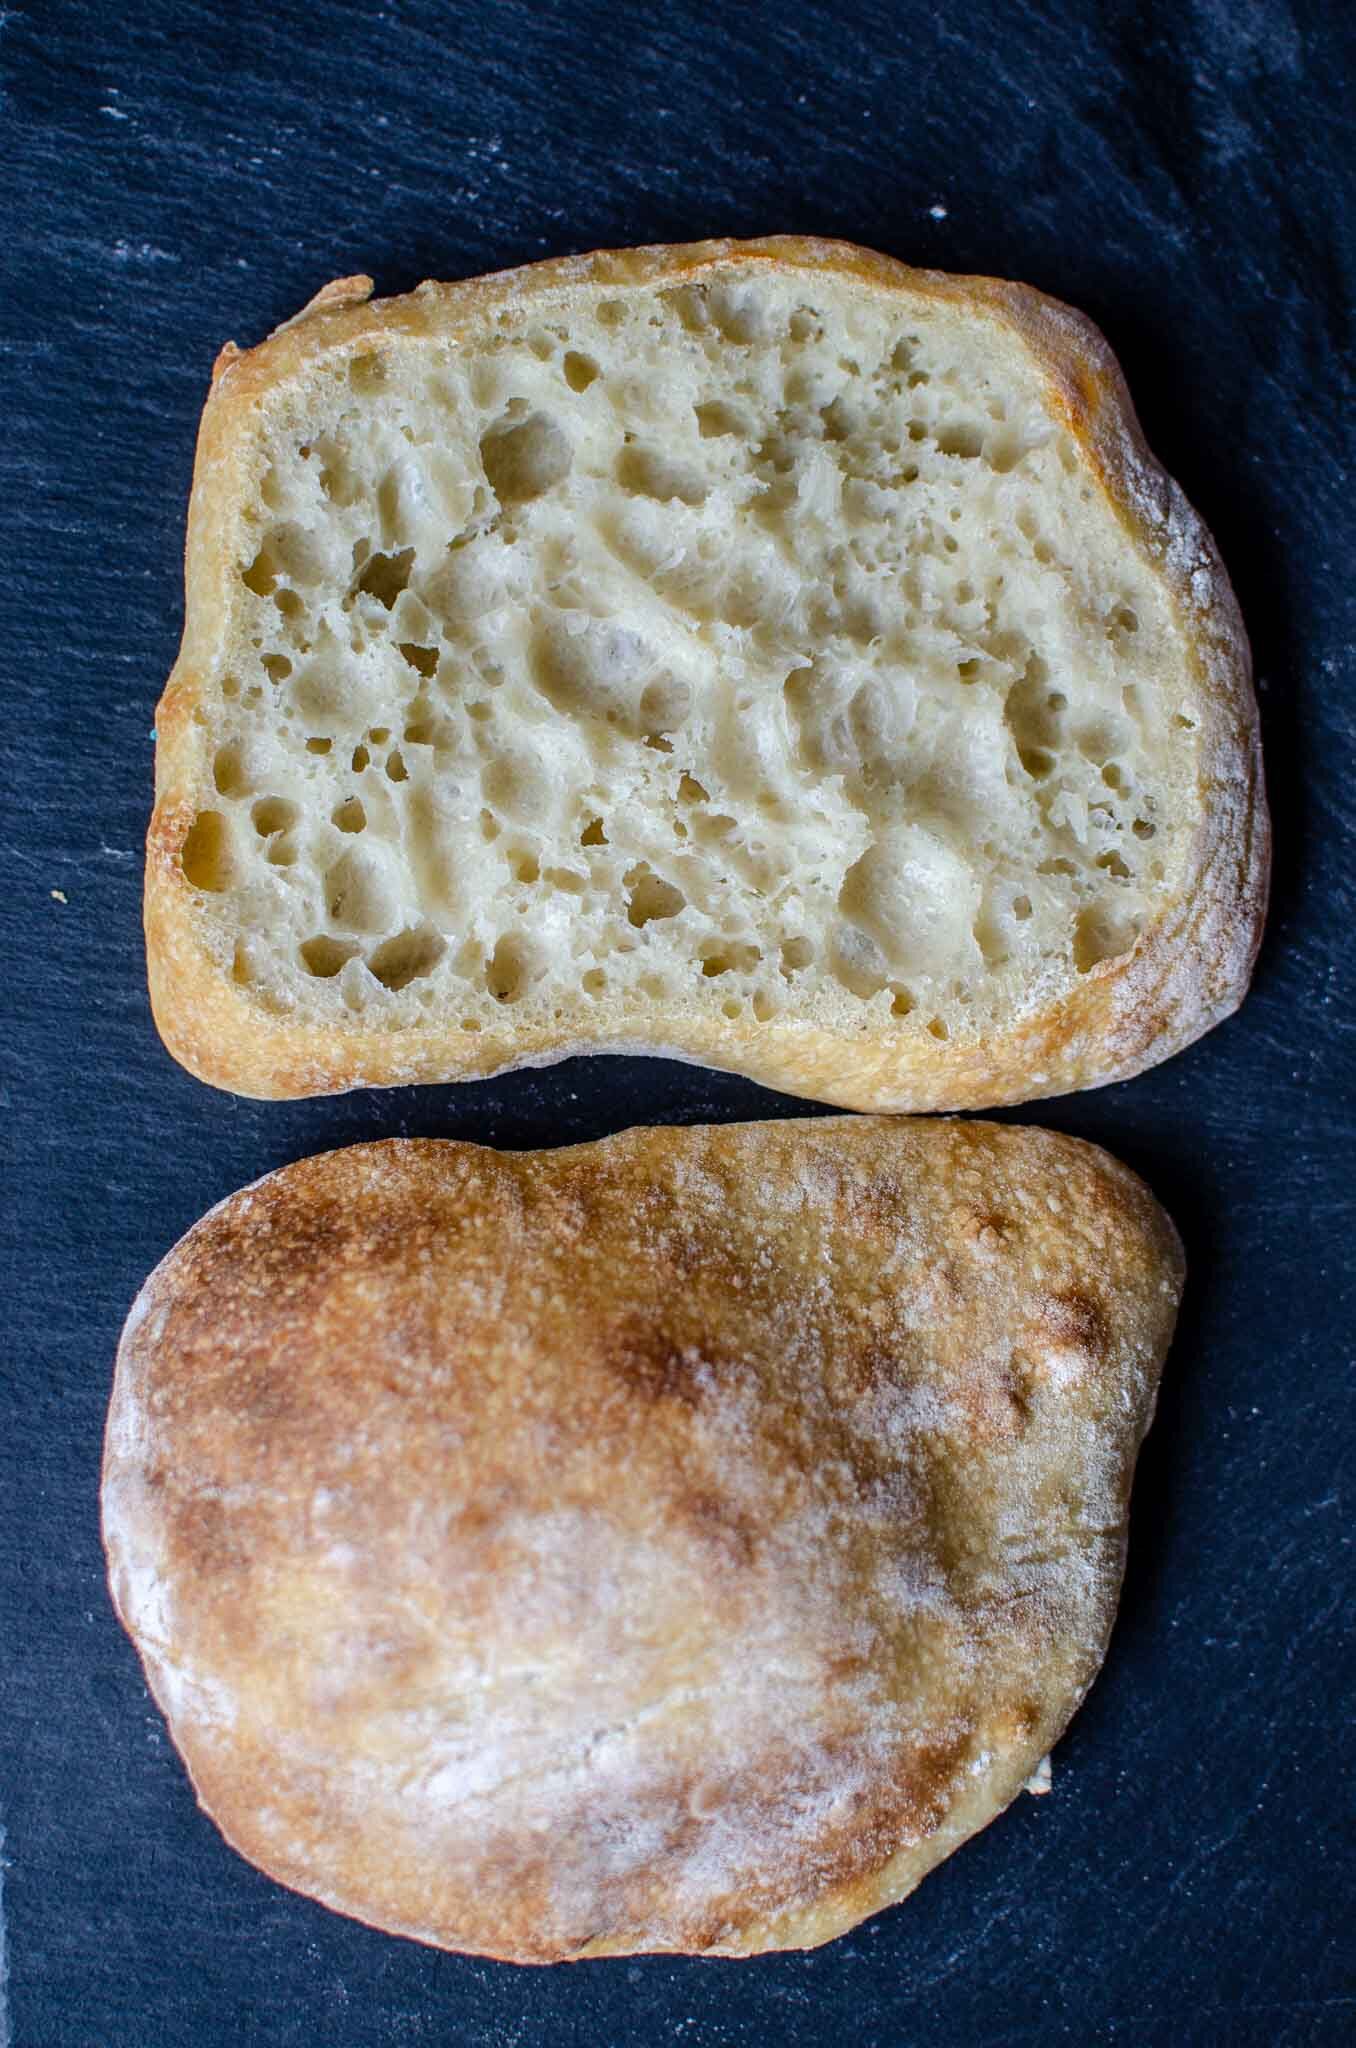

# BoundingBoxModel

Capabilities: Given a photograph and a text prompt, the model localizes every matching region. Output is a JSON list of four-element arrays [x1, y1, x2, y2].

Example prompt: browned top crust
[[147, 237, 1268, 1106], [102, 1116, 1183, 1960]]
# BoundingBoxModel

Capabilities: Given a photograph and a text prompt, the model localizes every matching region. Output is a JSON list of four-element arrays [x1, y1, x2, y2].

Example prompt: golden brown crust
[[147, 237, 1268, 1103], [102, 1117, 1183, 1960]]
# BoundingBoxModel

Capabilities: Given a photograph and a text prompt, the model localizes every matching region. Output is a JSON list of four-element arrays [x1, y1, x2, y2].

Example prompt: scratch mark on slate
[[0, 1819, 11, 2048]]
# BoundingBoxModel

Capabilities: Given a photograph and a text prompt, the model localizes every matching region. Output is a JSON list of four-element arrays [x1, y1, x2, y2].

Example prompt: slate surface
[[4, 1, 1354, 2042]]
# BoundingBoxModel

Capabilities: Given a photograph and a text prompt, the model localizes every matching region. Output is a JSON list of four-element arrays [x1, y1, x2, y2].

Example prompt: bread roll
[[147, 237, 1266, 1105], [103, 1117, 1183, 1959]]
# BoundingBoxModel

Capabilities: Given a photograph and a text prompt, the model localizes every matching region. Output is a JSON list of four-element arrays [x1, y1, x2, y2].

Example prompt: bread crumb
[[50, 888, 67, 904], [1025, 1755, 1053, 1795]]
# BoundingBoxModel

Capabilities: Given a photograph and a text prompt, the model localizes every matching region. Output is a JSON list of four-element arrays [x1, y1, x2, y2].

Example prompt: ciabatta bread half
[[102, 1117, 1183, 1960], [147, 238, 1267, 1104]]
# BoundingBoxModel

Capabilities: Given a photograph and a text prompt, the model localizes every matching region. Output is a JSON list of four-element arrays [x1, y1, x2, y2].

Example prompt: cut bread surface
[[149, 239, 1267, 1102]]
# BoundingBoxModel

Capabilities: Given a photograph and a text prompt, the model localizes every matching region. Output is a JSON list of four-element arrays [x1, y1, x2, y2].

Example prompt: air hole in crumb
[[1013, 894, 1033, 920], [722, 997, 742, 1019], [352, 744, 370, 772], [252, 796, 298, 837], [1018, 745, 1055, 779], [936, 421, 983, 458], [213, 746, 248, 798], [355, 548, 415, 609], [1098, 851, 1132, 878], [702, 952, 732, 978], [511, 850, 540, 883], [481, 810, 500, 842], [326, 849, 394, 932], [832, 923, 887, 999], [639, 674, 692, 733], [266, 835, 297, 866], [927, 1017, 949, 1040], [242, 549, 276, 596], [617, 445, 707, 506], [368, 925, 445, 991], [400, 643, 439, 677], [1103, 762, 1128, 792], [678, 774, 709, 805], [386, 749, 409, 783], [181, 810, 233, 891], [891, 988, 915, 1017], [1173, 713, 1197, 730], [349, 352, 387, 393], [486, 931, 540, 1002], [1074, 907, 1139, 972], [262, 653, 292, 683], [626, 865, 686, 927], [582, 968, 606, 995], [780, 937, 814, 974], [957, 659, 981, 682], [563, 351, 599, 391], [752, 991, 776, 1022], [480, 413, 572, 501], [300, 935, 358, 978], [1133, 818, 1155, 840], [333, 797, 366, 833], [580, 816, 608, 845], [221, 675, 240, 700], [231, 944, 253, 986], [695, 399, 746, 438], [596, 300, 626, 328]]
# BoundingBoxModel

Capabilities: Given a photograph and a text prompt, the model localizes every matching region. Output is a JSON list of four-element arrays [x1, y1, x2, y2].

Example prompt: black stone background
[[4, 1, 1354, 2042]]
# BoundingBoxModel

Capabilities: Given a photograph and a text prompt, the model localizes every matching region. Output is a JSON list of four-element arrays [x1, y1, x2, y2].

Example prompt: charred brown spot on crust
[[235, 1362, 299, 1426], [602, 1318, 709, 1407], [808, 1159, 912, 1241], [1005, 1348, 1036, 1422], [897, 1727, 975, 1838], [834, 1336, 907, 1408], [1038, 1288, 1108, 1357], [953, 1203, 1011, 1253], [915, 1260, 963, 1322], [676, 1488, 757, 1568], [652, 1225, 709, 1281], [954, 1363, 1030, 1445], [169, 1490, 247, 1579], [991, 1698, 1043, 1747]]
